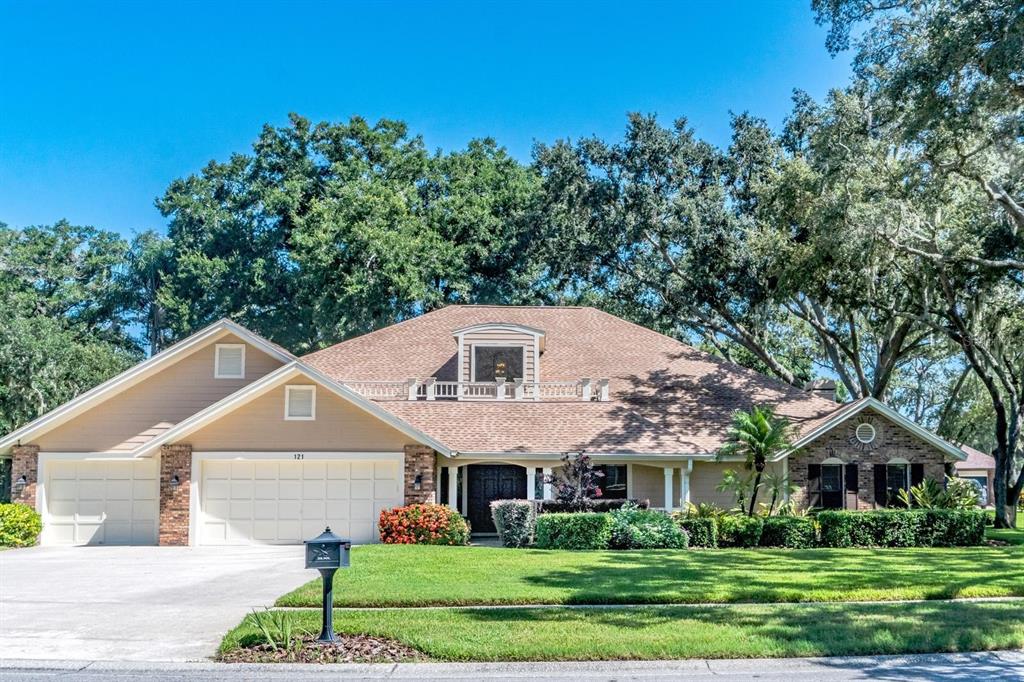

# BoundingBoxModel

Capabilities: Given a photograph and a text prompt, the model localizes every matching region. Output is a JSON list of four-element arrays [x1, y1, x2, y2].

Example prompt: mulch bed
[[221, 633, 429, 663]]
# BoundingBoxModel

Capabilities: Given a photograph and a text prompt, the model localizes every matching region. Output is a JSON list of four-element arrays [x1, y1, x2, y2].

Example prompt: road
[[4, 651, 1023, 681]]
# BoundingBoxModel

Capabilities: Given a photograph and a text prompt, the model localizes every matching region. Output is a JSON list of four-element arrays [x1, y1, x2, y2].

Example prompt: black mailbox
[[304, 526, 351, 644], [304, 527, 350, 569]]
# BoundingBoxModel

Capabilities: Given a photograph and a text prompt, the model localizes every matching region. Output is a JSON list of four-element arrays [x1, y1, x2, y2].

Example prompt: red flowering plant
[[378, 504, 470, 545]]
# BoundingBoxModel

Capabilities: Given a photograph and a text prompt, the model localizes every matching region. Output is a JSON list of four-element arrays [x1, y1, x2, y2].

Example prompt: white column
[[447, 466, 458, 511], [676, 467, 683, 509], [425, 377, 436, 401], [542, 467, 553, 500], [581, 378, 592, 401], [626, 464, 634, 499], [526, 467, 536, 501], [663, 467, 674, 511], [683, 460, 693, 506]]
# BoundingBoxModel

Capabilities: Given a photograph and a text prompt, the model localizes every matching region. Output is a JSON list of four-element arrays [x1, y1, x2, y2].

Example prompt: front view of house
[[0, 306, 970, 546]]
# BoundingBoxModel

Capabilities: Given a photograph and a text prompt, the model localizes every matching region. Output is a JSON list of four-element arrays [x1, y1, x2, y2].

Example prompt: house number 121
[[293, 453, 305, 460]]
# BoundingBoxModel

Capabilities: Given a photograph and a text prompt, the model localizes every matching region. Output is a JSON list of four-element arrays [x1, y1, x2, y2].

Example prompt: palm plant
[[717, 406, 794, 516]]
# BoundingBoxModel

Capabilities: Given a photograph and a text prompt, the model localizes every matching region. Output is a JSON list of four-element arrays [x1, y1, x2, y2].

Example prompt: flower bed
[[378, 504, 470, 545]]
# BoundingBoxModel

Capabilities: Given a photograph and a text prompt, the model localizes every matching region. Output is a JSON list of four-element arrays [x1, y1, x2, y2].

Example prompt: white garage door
[[200, 458, 402, 545], [44, 459, 159, 545]]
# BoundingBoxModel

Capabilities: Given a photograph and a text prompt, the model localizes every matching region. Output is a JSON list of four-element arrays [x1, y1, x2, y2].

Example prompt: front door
[[466, 465, 527, 533]]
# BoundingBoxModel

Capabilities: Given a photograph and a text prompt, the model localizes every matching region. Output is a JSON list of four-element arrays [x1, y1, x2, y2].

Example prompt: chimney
[[804, 379, 836, 403]]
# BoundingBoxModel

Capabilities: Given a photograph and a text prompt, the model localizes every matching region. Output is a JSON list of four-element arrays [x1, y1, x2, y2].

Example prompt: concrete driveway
[[0, 545, 309, 661]]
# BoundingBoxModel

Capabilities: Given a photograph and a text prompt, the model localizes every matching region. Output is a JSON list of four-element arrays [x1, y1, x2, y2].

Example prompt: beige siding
[[689, 461, 782, 510], [630, 464, 682, 507], [185, 383, 411, 452], [37, 335, 284, 452], [460, 330, 537, 383]]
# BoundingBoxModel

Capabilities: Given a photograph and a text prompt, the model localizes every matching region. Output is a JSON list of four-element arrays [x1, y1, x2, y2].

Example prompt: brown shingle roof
[[302, 305, 843, 455], [955, 445, 996, 471]]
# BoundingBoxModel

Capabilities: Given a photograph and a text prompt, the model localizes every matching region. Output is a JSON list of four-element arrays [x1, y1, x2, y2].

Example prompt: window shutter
[[910, 463, 925, 487], [845, 463, 858, 510], [873, 464, 888, 508], [807, 464, 821, 508]]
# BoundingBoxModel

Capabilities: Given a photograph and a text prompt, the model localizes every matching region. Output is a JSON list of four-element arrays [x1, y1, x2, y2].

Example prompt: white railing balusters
[[339, 378, 610, 402]]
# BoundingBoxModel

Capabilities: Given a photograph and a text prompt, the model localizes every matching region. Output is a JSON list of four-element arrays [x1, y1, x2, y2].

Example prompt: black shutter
[[845, 463, 858, 510], [874, 464, 888, 508], [807, 464, 821, 508], [910, 463, 925, 487]]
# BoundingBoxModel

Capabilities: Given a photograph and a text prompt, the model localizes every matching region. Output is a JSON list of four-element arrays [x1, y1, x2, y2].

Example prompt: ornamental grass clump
[[378, 504, 470, 545]]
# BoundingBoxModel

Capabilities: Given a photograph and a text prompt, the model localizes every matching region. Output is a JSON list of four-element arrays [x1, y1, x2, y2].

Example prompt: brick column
[[403, 445, 436, 505], [159, 444, 192, 546], [11, 444, 39, 508]]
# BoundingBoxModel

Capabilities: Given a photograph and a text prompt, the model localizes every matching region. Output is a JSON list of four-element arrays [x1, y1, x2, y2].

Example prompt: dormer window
[[285, 385, 316, 420], [214, 344, 245, 379], [473, 346, 525, 382]]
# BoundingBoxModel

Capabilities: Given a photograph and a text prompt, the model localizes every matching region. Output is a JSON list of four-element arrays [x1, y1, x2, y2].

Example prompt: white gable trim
[[451, 322, 546, 338], [778, 397, 966, 462], [135, 361, 451, 457], [0, 319, 294, 453]]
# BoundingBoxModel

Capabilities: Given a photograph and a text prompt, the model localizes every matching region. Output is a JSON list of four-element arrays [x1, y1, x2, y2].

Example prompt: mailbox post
[[304, 527, 351, 643]]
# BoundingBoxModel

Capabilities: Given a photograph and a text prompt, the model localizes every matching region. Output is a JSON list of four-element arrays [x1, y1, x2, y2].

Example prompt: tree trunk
[[747, 470, 763, 517]]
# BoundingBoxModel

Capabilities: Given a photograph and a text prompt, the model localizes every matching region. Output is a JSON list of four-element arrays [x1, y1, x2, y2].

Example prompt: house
[[954, 445, 996, 506], [0, 305, 969, 546]]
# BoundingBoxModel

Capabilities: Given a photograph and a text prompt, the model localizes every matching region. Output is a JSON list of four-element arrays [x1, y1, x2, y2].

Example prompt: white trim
[[456, 333, 465, 384], [854, 422, 876, 444], [469, 343, 529, 383], [0, 318, 294, 452], [136, 361, 452, 457], [534, 336, 541, 385], [284, 385, 316, 420], [214, 343, 246, 379], [452, 322, 546, 338], [38, 451, 148, 461], [453, 451, 701, 461], [782, 397, 967, 462], [887, 456, 910, 465], [822, 456, 845, 465]]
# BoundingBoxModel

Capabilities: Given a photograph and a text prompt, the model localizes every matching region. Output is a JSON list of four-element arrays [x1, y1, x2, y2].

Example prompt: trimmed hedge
[[760, 516, 816, 548], [378, 504, 470, 545], [539, 499, 650, 514], [817, 509, 985, 548], [718, 515, 763, 547], [535, 512, 612, 550], [0, 503, 42, 547], [608, 505, 688, 549], [677, 517, 718, 548], [490, 499, 536, 548]]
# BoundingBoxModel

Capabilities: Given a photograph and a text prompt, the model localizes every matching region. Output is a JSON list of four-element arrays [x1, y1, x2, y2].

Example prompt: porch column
[[663, 467, 674, 511], [525, 467, 536, 501], [446, 466, 458, 511], [542, 467, 553, 500]]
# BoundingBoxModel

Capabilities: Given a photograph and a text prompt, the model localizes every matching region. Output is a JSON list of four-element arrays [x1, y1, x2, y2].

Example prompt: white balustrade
[[339, 378, 610, 402]]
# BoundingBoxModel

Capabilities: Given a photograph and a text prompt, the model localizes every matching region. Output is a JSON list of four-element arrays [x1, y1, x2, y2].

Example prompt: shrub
[[534, 512, 612, 550], [539, 498, 649, 514], [608, 503, 688, 549], [817, 509, 986, 548], [378, 504, 469, 545], [676, 517, 718, 548], [717, 514, 763, 547], [490, 499, 536, 548], [0, 503, 42, 547], [759, 516, 816, 548]]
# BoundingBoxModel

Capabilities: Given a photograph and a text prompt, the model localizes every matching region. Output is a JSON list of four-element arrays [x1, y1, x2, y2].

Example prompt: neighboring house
[[955, 445, 996, 507], [0, 306, 969, 546]]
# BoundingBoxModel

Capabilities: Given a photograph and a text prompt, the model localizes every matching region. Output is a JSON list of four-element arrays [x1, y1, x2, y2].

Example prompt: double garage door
[[199, 458, 402, 545], [44, 459, 159, 545]]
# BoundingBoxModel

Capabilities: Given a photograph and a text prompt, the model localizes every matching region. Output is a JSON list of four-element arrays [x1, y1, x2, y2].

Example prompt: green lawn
[[222, 601, 1024, 661], [278, 544, 1024, 607], [986, 513, 1024, 546]]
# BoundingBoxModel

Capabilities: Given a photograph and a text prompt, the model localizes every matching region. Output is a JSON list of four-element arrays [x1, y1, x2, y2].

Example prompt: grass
[[277, 544, 1024, 607], [986, 512, 1024, 546], [222, 601, 1024, 661]]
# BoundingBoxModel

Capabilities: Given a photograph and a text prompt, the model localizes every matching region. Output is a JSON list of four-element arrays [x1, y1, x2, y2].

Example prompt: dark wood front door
[[466, 465, 527, 533]]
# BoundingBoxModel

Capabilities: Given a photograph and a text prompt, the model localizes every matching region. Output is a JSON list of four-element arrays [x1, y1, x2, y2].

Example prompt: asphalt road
[[4, 651, 1023, 681]]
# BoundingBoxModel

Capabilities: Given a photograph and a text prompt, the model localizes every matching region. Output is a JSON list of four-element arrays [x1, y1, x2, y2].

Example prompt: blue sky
[[0, 1, 851, 237]]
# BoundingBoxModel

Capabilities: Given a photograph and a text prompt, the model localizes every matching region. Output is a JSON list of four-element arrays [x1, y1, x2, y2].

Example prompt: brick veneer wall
[[790, 409, 948, 510], [11, 444, 39, 508], [403, 445, 436, 504], [159, 444, 192, 545]]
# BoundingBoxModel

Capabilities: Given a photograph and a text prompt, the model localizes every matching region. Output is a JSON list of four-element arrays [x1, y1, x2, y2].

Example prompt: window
[[595, 465, 627, 499], [214, 344, 245, 379], [820, 463, 844, 509], [285, 385, 316, 420], [472, 346, 525, 382], [886, 462, 909, 504]]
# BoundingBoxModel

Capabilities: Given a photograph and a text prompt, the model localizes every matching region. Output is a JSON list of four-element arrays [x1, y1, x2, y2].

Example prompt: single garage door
[[44, 459, 159, 545], [200, 458, 402, 545]]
